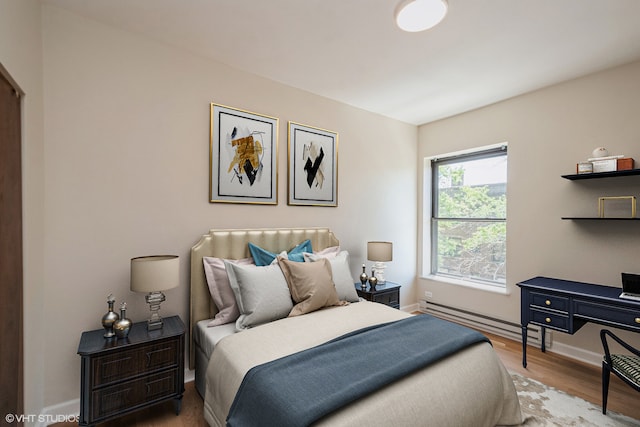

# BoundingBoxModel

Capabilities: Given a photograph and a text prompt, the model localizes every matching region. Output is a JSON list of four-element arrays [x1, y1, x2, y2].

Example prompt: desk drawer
[[530, 309, 569, 332], [574, 300, 640, 331], [530, 292, 569, 313]]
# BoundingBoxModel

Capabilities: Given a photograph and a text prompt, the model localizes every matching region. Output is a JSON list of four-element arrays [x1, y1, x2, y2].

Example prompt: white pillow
[[304, 250, 359, 302], [308, 245, 341, 258], [224, 261, 294, 330]]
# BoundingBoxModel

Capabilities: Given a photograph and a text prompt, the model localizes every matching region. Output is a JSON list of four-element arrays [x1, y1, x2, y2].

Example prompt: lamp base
[[147, 317, 164, 331], [145, 291, 166, 331], [373, 262, 387, 284]]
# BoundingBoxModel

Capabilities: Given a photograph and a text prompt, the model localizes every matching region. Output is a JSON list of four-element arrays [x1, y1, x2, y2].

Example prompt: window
[[427, 145, 507, 287]]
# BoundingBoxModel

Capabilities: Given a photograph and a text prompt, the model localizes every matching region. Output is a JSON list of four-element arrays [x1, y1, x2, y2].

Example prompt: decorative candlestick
[[101, 294, 119, 339], [359, 264, 368, 289], [114, 302, 132, 339], [368, 268, 378, 290]]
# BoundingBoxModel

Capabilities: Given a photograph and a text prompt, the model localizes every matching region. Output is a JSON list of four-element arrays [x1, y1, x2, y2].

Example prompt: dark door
[[0, 64, 24, 424]]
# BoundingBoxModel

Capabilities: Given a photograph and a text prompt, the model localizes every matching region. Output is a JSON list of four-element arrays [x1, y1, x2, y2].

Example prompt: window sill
[[422, 274, 511, 295]]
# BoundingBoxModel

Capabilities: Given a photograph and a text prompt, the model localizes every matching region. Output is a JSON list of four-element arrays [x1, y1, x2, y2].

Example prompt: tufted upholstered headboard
[[189, 227, 339, 369]]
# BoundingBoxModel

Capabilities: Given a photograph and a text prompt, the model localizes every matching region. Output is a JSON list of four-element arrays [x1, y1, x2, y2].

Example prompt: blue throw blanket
[[226, 314, 490, 427]]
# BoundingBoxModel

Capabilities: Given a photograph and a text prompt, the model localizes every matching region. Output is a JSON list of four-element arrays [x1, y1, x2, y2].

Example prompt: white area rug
[[511, 373, 639, 426]]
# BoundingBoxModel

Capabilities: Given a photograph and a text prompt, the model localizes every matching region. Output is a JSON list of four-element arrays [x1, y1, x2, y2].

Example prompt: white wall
[[418, 59, 640, 359], [40, 5, 417, 409], [0, 0, 46, 420]]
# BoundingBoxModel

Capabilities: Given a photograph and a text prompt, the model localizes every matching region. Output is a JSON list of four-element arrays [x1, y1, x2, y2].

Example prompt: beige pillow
[[303, 250, 359, 302], [277, 256, 347, 316]]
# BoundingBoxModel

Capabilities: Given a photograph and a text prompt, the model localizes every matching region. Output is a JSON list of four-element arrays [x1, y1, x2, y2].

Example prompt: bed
[[190, 227, 523, 427]]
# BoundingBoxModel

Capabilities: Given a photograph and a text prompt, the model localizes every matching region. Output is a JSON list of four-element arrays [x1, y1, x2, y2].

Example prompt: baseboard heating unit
[[420, 300, 548, 348]]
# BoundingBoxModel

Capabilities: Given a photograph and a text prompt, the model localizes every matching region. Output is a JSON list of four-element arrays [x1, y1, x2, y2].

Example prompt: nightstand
[[77, 315, 185, 426], [355, 282, 401, 309]]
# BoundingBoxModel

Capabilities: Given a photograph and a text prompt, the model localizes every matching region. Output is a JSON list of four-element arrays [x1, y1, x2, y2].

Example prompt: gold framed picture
[[287, 122, 338, 207], [210, 103, 278, 204]]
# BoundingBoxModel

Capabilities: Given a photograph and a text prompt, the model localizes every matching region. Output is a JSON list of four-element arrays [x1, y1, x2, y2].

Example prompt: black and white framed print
[[287, 122, 338, 207]]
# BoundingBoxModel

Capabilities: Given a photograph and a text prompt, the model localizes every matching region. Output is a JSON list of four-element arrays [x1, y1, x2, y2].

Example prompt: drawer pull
[[545, 317, 551, 323], [636, 318, 640, 324], [545, 300, 551, 306]]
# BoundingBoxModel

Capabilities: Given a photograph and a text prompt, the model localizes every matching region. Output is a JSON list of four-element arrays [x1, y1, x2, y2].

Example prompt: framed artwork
[[210, 103, 278, 204], [287, 122, 338, 207]]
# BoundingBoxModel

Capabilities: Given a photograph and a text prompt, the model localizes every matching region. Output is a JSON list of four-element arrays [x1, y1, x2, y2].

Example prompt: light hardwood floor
[[484, 330, 640, 421], [53, 328, 639, 426]]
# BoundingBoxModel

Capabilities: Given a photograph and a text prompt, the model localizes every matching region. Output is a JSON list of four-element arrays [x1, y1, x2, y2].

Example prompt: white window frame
[[422, 143, 508, 294]]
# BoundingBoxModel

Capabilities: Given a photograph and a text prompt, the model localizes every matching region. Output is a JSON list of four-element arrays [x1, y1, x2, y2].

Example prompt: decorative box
[[592, 158, 617, 173], [617, 158, 634, 171], [576, 162, 593, 174]]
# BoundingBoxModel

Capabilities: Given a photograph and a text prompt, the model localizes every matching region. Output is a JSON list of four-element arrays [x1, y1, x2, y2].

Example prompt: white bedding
[[194, 320, 236, 361], [193, 320, 236, 398], [203, 301, 523, 427]]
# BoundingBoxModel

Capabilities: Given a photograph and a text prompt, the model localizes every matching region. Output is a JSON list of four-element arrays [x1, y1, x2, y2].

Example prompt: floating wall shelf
[[562, 169, 640, 180], [561, 217, 640, 221], [561, 168, 640, 219]]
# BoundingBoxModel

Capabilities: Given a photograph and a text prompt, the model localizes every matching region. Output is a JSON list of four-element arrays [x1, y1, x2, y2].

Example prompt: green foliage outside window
[[433, 162, 507, 284]]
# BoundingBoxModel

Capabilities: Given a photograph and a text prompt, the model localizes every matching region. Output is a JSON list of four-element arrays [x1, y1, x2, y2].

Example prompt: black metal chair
[[600, 329, 640, 414]]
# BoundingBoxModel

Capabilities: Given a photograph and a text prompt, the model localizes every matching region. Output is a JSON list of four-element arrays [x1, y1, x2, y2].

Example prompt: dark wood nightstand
[[77, 315, 185, 426], [355, 282, 401, 309]]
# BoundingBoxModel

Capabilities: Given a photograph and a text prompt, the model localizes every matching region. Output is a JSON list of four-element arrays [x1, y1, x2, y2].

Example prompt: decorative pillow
[[249, 239, 312, 266], [202, 256, 254, 326], [306, 245, 341, 259], [277, 256, 347, 317], [224, 261, 294, 330], [304, 251, 360, 302]]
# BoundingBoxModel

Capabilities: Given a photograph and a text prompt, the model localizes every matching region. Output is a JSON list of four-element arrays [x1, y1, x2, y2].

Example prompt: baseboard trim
[[401, 302, 419, 313], [545, 341, 601, 367], [184, 367, 195, 383], [38, 368, 196, 426], [36, 398, 80, 427]]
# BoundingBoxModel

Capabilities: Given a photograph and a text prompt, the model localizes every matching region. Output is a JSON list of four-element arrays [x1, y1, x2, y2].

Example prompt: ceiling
[[42, 0, 640, 125]]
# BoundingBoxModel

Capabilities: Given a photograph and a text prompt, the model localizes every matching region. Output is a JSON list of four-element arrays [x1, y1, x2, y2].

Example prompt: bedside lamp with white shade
[[367, 241, 393, 284], [130, 255, 179, 331]]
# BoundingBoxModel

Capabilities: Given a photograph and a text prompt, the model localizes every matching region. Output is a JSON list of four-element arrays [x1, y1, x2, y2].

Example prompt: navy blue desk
[[518, 276, 640, 368]]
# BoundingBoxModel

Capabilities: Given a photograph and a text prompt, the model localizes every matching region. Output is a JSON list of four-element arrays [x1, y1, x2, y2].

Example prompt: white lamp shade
[[367, 242, 393, 262], [131, 255, 179, 293]]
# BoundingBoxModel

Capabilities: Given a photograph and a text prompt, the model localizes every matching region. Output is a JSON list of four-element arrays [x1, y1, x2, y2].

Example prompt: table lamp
[[367, 241, 393, 284], [130, 255, 179, 330]]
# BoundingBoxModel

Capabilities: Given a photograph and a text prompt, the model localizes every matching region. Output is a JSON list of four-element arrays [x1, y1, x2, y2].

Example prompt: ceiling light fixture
[[395, 0, 448, 32]]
